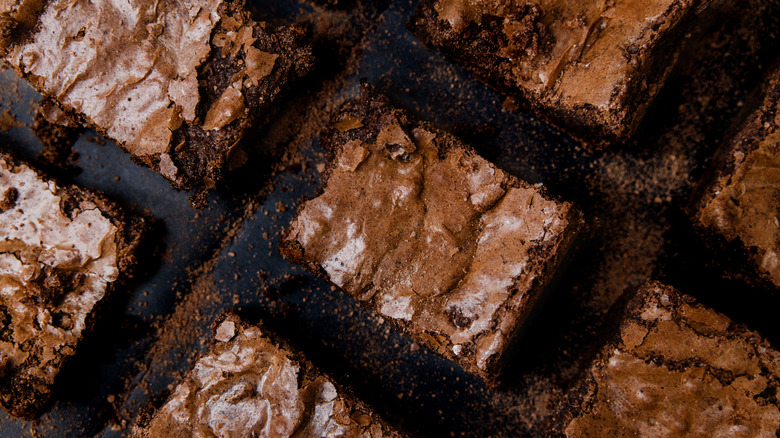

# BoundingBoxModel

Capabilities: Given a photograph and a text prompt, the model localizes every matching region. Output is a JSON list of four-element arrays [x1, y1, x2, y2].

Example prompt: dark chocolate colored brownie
[[408, 0, 714, 150], [132, 313, 405, 437], [1, 0, 312, 201], [552, 282, 780, 437], [32, 98, 82, 175], [281, 86, 582, 385], [0, 152, 148, 419], [690, 67, 780, 290]]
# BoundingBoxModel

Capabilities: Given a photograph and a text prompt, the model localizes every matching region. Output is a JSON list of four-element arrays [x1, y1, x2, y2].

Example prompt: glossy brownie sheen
[[691, 69, 780, 289], [282, 88, 582, 384], [135, 314, 402, 437], [409, 0, 713, 149], [555, 282, 780, 437], [0, 153, 146, 419], [1, 0, 312, 196]]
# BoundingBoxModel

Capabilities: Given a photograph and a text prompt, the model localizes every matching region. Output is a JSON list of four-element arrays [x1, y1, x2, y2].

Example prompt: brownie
[[32, 98, 82, 175], [0, 152, 147, 419], [281, 87, 582, 384], [553, 282, 780, 437], [690, 67, 780, 290], [408, 0, 714, 150], [132, 313, 404, 437], [1, 0, 312, 200]]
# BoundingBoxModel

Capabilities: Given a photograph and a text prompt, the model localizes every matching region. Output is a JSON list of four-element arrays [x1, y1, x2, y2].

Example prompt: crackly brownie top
[[697, 91, 780, 287], [0, 156, 118, 385], [143, 318, 400, 437], [4, 0, 279, 180], [285, 99, 577, 373], [431, 0, 699, 117], [564, 283, 780, 437]]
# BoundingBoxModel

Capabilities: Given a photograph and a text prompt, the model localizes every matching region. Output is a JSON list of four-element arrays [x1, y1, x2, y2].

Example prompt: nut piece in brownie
[[408, 0, 713, 149], [0, 153, 147, 419], [554, 282, 780, 437], [1, 0, 312, 198], [281, 88, 582, 384], [690, 68, 780, 289], [133, 314, 404, 437]]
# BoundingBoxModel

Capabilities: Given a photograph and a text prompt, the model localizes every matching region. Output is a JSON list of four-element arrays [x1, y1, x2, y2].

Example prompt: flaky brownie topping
[[143, 318, 399, 437], [436, 0, 692, 114], [285, 100, 578, 375], [0, 156, 118, 386], [564, 283, 780, 437], [411, 0, 712, 146], [3, 0, 282, 185], [698, 102, 780, 287]]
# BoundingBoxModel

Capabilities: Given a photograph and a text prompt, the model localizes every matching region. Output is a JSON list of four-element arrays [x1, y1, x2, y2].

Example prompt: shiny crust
[[2, 0, 312, 197], [552, 282, 780, 436], [132, 313, 404, 437], [281, 86, 583, 385], [689, 67, 780, 289], [408, 0, 714, 150], [0, 152, 148, 420]]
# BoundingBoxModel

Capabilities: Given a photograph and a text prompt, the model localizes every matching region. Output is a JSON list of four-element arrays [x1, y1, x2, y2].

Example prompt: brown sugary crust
[[3, 0, 313, 203], [407, 0, 712, 150], [0, 152, 149, 419], [688, 68, 780, 290], [132, 312, 407, 437], [281, 85, 583, 385], [550, 281, 780, 436]]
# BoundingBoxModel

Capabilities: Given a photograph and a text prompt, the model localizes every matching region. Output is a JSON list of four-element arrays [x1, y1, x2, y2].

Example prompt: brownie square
[[408, 0, 714, 150], [0, 153, 147, 419], [690, 68, 780, 289], [281, 87, 582, 384], [1, 0, 312, 198], [553, 282, 780, 437], [132, 313, 404, 437]]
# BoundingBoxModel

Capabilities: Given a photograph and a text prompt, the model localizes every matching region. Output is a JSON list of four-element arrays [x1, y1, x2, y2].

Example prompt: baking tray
[[0, 0, 779, 436]]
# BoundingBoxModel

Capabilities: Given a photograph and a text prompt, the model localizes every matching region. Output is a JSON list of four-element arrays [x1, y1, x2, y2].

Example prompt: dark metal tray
[[0, 0, 779, 436]]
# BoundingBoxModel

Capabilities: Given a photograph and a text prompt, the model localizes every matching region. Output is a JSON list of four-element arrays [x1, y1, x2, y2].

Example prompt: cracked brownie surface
[[557, 282, 780, 437], [135, 314, 403, 438], [1, 0, 312, 197], [409, 0, 714, 149], [0, 153, 146, 419], [282, 88, 582, 384], [692, 68, 780, 289]]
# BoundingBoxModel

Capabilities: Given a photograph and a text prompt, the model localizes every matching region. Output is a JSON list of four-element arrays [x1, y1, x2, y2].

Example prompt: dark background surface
[[0, 0, 779, 436]]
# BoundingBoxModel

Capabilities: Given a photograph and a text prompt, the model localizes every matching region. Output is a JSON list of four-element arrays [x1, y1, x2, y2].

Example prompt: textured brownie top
[[284, 92, 580, 378], [0, 156, 118, 387], [416, 0, 708, 144], [695, 77, 780, 287], [141, 316, 401, 437], [3, 0, 285, 186], [562, 282, 780, 437]]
